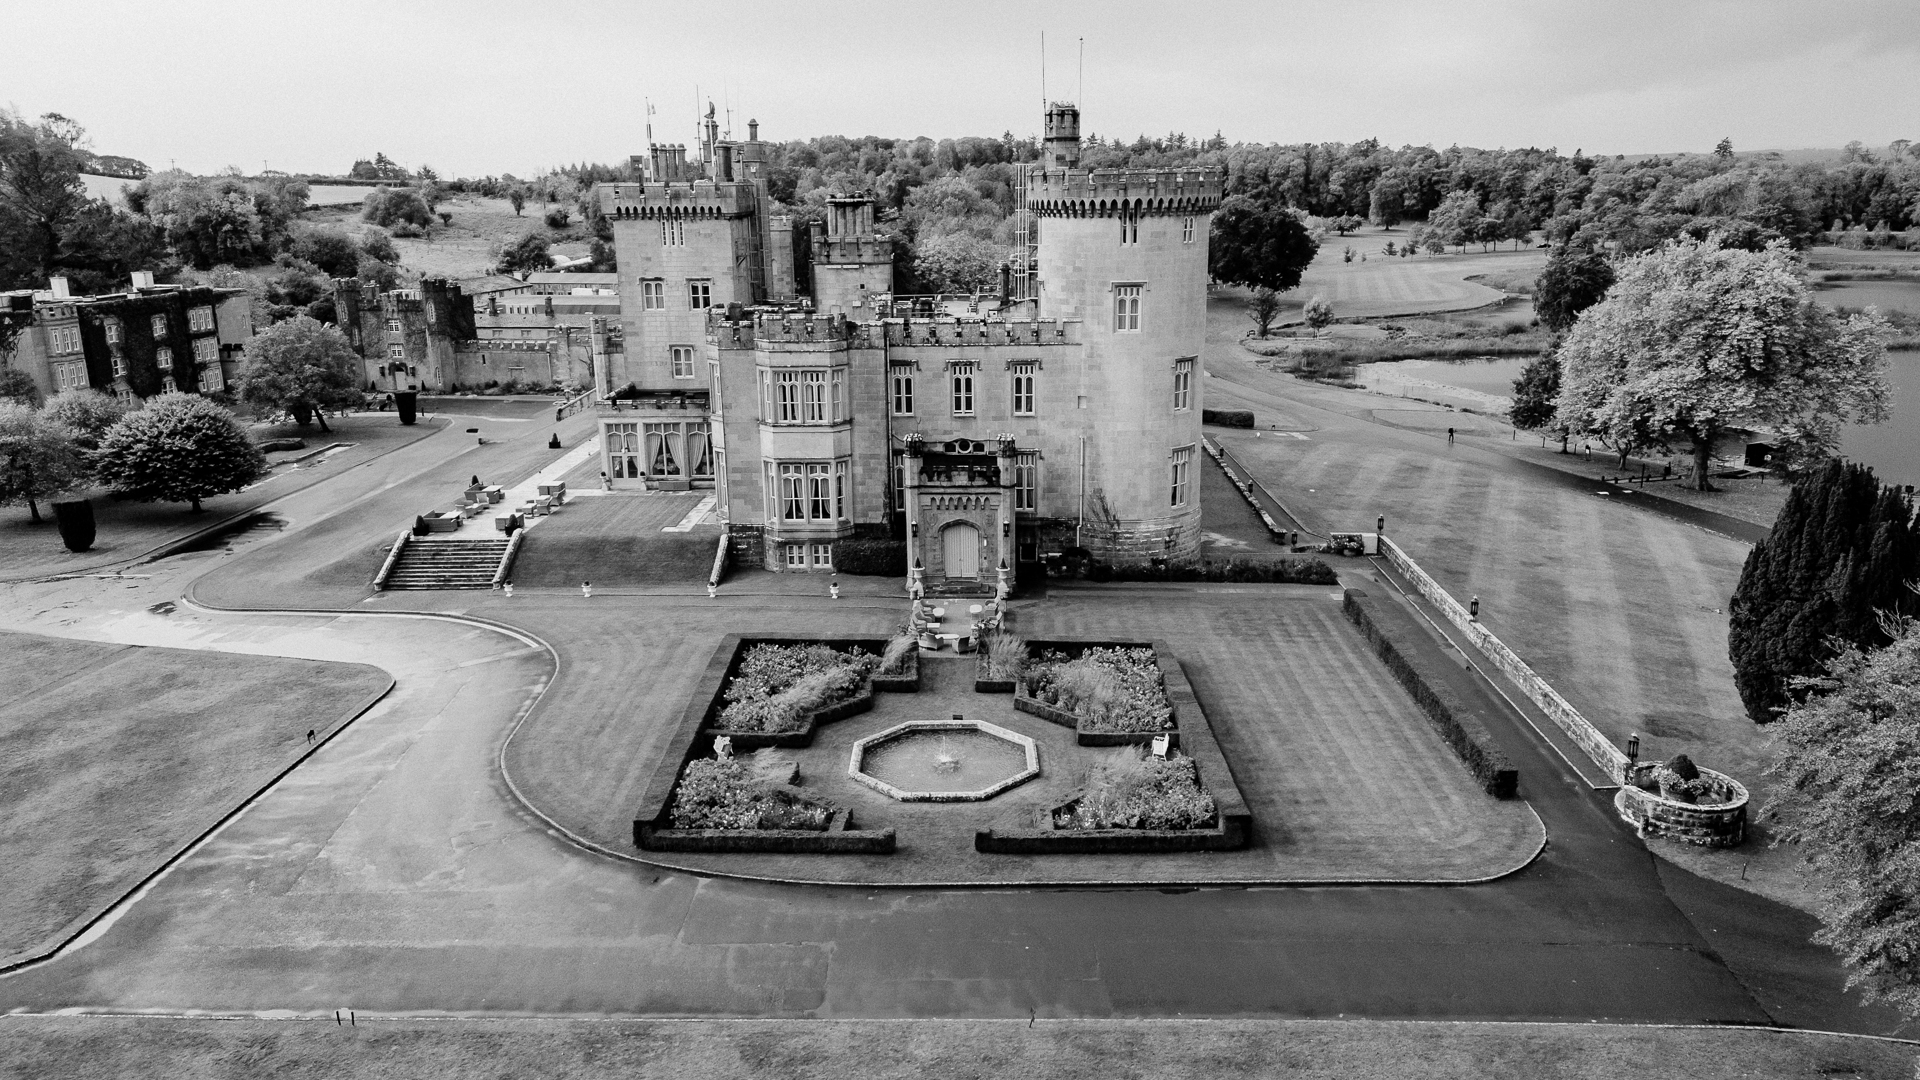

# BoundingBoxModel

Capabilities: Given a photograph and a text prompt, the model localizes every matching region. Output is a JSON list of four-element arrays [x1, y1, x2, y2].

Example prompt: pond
[[1373, 351, 1920, 488]]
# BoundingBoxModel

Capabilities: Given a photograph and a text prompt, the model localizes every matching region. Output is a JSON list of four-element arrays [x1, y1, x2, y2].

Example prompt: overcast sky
[[5, 0, 1917, 177]]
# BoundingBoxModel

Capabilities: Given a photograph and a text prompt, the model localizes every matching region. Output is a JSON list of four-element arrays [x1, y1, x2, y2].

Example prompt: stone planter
[[870, 650, 921, 694], [703, 688, 875, 750], [1615, 766, 1748, 848], [1013, 688, 1180, 749], [976, 793, 1246, 854]]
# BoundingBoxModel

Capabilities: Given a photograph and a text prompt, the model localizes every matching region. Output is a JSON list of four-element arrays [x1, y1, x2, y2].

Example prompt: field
[[0, 632, 390, 966], [1274, 224, 1548, 324], [1, 1016, 1912, 1080], [308, 193, 592, 281]]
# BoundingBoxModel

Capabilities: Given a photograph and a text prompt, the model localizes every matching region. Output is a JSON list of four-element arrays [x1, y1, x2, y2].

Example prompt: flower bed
[[715, 643, 880, 735], [1020, 645, 1174, 734], [1614, 756, 1748, 848], [974, 629, 1027, 693], [670, 757, 833, 831], [1057, 752, 1216, 831], [869, 635, 921, 694]]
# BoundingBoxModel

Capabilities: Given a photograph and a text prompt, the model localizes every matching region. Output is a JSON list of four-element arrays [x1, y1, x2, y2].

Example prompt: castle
[[593, 103, 1222, 582]]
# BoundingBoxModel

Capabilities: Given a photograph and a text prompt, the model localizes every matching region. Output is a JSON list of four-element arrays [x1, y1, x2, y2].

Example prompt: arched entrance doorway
[[942, 521, 980, 580]]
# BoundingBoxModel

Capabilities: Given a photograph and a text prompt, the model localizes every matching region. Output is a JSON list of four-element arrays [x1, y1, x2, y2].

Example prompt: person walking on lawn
[[581, 580, 592, 599]]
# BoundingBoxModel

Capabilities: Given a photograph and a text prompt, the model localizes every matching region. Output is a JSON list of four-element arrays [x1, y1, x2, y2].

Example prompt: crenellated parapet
[[705, 310, 853, 348], [598, 180, 757, 220], [1023, 167, 1223, 218], [857, 318, 1081, 348]]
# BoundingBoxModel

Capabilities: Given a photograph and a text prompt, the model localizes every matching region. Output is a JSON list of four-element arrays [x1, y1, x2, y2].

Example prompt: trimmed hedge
[[1341, 589, 1518, 798], [1089, 558, 1338, 585], [1203, 408, 1255, 428], [834, 538, 907, 577]]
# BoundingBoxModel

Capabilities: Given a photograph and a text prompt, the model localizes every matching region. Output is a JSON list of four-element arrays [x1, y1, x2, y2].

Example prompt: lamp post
[[1626, 734, 1640, 762], [1469, 595, 1480, 619], [1377, 514, 1385, 535]]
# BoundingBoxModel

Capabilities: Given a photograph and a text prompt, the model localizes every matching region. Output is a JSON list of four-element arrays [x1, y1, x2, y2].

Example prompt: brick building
[[1, 273, 251, 402], [333, 277, 612, 394], [592, 103, 1221, 580]]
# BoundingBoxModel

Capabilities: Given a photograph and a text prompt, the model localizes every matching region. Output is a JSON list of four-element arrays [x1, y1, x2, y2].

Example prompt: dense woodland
[[6, 106, 1920, 305]]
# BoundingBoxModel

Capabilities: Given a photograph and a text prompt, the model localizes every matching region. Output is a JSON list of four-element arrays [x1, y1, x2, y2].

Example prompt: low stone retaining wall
[[1378, 537, 1631, 783], [1203, 439, 1290, 543], [976, 812, 1246, 854], [1615, 768, 1748, 848], [1343, 589, 1519, 799], [637, 809, 896, 854], [631, 634, 905, 854]]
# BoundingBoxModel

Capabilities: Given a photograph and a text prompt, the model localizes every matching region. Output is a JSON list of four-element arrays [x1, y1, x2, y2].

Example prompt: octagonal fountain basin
[[850, 719, 1040, 802]]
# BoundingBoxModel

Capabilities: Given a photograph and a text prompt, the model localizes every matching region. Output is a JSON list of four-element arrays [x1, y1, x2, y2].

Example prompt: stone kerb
[[1378, 537, 1632, 783], [847, 719, 1040, 803], [638, 808, 894, 855], [1615, 767, 1749, 848]]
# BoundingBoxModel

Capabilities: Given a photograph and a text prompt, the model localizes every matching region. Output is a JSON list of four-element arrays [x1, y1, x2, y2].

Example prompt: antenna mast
[[1078, 38, 1084, 107], [1041, 32, 1046, 108]]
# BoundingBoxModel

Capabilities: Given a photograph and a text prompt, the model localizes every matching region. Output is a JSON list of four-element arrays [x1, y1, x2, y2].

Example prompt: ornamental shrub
[[1063, 750, 1216, 830], [1024, 647, 1172, 732], [833, 538, 907, 576], [877, 634, 917, 677], [718, 643, 878, 732], [980, 629, 1028, 682], [94, 393, 265, 512], [670, 757, 831, 831]]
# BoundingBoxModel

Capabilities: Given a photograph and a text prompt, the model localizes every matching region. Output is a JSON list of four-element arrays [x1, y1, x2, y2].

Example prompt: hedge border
[[632, 635, 906, 854], [1341, 590, 1519, 799], [976, 638, 1251, 854]]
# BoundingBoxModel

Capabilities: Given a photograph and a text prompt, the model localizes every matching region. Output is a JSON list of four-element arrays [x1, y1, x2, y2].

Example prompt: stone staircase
[[382, 536, 513, 590]]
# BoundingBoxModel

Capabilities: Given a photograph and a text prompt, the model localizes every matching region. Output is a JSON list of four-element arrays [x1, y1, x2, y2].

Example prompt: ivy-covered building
[[1, 273, 251, 402]]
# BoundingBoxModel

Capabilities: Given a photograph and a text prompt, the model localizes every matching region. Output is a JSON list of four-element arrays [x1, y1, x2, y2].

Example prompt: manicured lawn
[[0, 632, 390, 966], [305, 194, 591, 281], [1, 1016, 1911, 1080]]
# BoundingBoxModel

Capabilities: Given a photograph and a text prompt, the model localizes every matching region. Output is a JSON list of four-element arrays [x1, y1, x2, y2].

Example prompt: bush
[[1024, 647, 1172, 733], [670, 757, 832, 831], [832, 537, 906, 576], [877, 634, 917, 677], [1061, 750, 1216, 830], [718, 643, 878, 733], [361, 186, 432, 229], [1202, 408, 1254, 428], [1303, 294, 1335, 328], [980, 629, 1028, 682], [544, 207, 571, 229]]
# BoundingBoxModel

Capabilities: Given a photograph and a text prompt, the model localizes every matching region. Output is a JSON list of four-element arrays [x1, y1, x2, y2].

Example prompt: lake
[[1370, 351, 1919, 488]]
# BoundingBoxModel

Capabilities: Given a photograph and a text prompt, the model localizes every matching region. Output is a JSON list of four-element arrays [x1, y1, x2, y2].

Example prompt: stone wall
[[1615, 768, 1748, 847], [1379, 537, 1631, 783]]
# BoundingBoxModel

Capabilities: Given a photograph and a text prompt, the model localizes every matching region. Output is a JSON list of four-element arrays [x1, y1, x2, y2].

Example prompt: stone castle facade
[[593, 104, 1221, 579]]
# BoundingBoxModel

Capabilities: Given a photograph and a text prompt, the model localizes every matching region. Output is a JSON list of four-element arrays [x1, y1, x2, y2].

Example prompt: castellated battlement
[[597, 180, 756, 220], [1023, 167, 1223, 217], [704, 310, 1082, 349]]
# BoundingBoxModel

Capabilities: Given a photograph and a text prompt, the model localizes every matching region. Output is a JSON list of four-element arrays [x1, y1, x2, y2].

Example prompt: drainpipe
[[1076, 436, 1086, 548]]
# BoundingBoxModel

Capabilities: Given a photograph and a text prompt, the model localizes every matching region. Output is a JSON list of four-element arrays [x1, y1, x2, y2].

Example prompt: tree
[[1209, 196, 1319, 293], [910, 232, 1002, 293], [1534, 241, 1616, 332], [235, 315, 362, 431], [0, 111, 89, 286], [1729, 461, 1918, 723], [360, 186, 431, 229], [40, 388, 130, 453], [94, 394, 264, 512], [1426, 189, 1484, 252], [508, 186, 527, 216], [1554, 236, 1890, 490], [1508, 354, 1562, 436], [1714, 137, 1735, 160], [289, 225, 361, 278], [1765, 609, 1920, 1018], [1246, 287, 1282, 337], [0, 400, 82, 522], [1303, 295, 1334, 328], [0, 368, 40, 406], [498, 233, 553, 275]]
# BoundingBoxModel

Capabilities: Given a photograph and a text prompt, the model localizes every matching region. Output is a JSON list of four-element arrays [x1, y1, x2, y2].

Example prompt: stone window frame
[[1182, 216, 1195, 244], [891, 368, 915, 416], [949, 361, 977, 416], [641, 279, 665, 310], [669, 344, 696, 379], [1008, 359, 1038, 416], [1114, 283, 1143, 332], [1015, 450, 1039, 512], [155, 346, 173, 370], [687, 279, 712, 310], [1172, 357, 1194, 411], [1170, 444, 1195, 507]]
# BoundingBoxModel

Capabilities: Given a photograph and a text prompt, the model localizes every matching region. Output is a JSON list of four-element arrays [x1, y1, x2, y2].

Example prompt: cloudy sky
[[5, 0, 1917, 177]]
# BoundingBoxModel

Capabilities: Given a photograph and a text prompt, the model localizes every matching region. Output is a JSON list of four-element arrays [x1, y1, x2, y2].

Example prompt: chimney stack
[[130, 270, 156, 290], [49, 275, 70, 299]]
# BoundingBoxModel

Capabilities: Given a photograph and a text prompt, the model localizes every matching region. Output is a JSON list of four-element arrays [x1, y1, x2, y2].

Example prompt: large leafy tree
[[0, 400, 83, 522], [498, 233, 553, 274], [1555, 235, 1890, 490], [41, 388, 131, 454], [1729, 461, 1918, 723], [1767, 610, 1920, 1018], [235, 315, 362, 431], [1209, 196, 1319, 294], [1534, 241, 1615, 332], [0, 111, 88, 286], [1508, 354, 1563, 439], [94, 393, 264, 512]]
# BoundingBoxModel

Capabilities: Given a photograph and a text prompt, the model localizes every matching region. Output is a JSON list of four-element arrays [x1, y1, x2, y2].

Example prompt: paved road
[[0, 340, 1908, 1035]]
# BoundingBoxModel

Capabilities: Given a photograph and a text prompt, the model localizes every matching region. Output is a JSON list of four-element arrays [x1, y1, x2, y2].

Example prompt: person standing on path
[[502, 580, 514, 598], [581, 580, 592, 599], [1447, 427, 1455, 444]]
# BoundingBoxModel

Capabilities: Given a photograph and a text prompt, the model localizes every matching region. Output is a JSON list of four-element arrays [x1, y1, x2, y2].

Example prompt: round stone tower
[[1026, 104, 1223, 564]]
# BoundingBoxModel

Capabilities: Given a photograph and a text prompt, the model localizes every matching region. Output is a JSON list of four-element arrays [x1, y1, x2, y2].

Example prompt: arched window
[[688, 426, 714, 477]]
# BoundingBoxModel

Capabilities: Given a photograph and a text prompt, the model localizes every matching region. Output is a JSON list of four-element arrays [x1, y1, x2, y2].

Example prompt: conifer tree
[[1729, 460, 1919, 722]]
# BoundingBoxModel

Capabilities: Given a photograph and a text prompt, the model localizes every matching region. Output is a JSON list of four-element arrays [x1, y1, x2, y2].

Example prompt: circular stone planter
[[1614, 766, 1748, 848], [849, 720, 1039, 802]]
